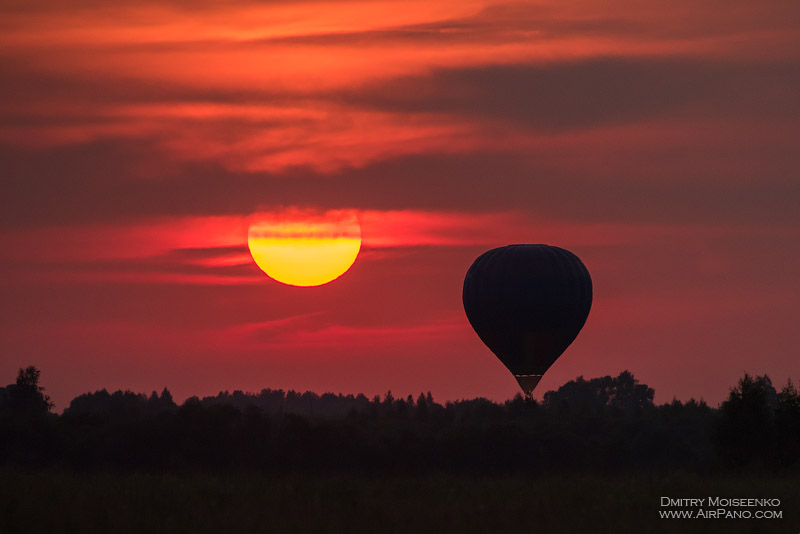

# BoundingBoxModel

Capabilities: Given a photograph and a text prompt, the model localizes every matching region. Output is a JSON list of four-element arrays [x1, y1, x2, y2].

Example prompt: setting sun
[[247, 210, 361, 287]]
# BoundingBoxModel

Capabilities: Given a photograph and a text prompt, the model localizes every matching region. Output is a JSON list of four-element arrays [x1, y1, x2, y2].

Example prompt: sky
[[2, 0, 799, 410]]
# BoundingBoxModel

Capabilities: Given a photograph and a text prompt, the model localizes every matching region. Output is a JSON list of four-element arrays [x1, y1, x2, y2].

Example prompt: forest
[[2, 367, 799, 475]]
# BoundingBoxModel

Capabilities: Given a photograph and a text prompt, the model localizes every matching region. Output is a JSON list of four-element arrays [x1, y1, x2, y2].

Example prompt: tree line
[[1, 367, 799, 474]]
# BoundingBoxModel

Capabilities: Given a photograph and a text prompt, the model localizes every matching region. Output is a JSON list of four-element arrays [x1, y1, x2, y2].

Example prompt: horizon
[[6, 365, 781, 413]]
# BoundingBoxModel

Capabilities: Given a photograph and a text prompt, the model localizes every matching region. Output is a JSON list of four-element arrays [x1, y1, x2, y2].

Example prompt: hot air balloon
[[462, 244, 592, 394]]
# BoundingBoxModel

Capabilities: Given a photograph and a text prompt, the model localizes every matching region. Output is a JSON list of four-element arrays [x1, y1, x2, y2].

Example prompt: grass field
[[2, 469, 797, 533]]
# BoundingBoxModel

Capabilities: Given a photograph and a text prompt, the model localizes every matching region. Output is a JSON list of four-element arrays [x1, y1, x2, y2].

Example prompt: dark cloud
[[0, 244, 462, 331], [2, 49, 798, 231], [165, 245, 249, 260], [0, 58, 300, 109], [343, 57, 800, 131], [0, 256, 258, 285], [2, 139, 798, 230], [4, 54, 797, 134], [246, 5, 640, 47]]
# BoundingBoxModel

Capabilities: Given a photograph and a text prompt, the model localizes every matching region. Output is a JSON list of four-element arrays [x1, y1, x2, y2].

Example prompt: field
[[2, 470, 798, 533]]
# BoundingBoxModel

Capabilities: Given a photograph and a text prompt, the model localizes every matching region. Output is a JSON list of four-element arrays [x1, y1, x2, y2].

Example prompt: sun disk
[[247, 210, 361, 287]]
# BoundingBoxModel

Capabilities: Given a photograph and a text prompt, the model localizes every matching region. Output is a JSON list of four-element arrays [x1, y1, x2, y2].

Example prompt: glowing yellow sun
[[247, 210, 361, 287]]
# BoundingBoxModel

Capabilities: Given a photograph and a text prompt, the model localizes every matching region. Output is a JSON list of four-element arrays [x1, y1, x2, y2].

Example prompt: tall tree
[[775, 379, 800, 466], [716, 373, 776, 467], [1, 366, 54, 414]]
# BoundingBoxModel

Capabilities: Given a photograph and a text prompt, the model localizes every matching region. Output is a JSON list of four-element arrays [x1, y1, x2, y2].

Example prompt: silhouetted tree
[[415, 393, 430, 422], [606, 370, 655, 412], [542, 371, 654, 415], [0, 366, 54, 414], [3, 367, 796, 475], [716, 373, 776, 467], [775, 379, 800, 466], [0, 366, 57, 466]]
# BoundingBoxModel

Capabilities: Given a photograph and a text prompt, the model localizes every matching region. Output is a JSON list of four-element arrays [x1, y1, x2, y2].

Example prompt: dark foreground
[[2, 470, 798, 534]]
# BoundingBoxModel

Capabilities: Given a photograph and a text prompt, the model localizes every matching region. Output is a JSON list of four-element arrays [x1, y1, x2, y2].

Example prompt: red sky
[[2, 0, 799, 409]]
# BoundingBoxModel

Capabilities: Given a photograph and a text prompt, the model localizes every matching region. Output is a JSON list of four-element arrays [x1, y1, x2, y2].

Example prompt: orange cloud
[[4, 0, 798, 175]]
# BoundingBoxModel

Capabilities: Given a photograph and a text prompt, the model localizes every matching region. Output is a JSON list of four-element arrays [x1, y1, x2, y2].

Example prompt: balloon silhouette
[[462, 244, 592, 394]]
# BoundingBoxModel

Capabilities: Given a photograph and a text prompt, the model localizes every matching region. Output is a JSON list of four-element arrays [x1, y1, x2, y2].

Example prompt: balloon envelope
[[462, 244, 592, 394]]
